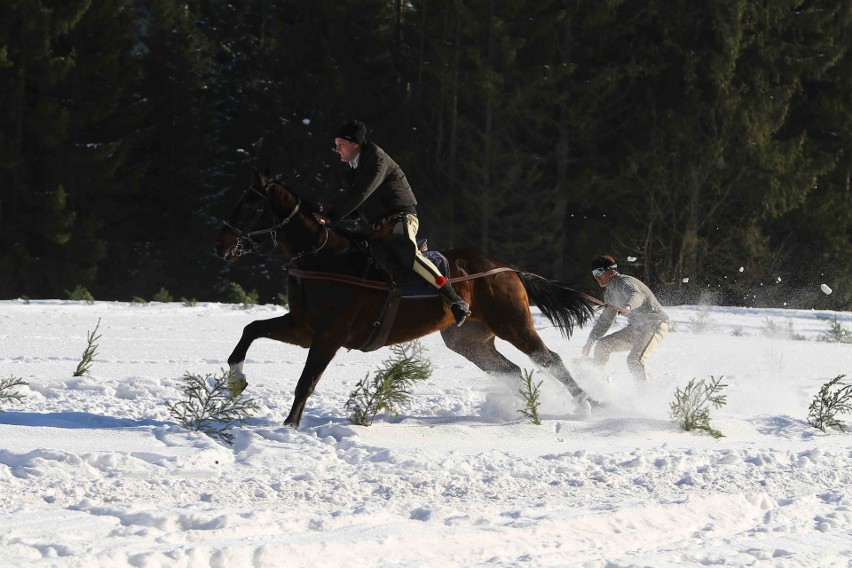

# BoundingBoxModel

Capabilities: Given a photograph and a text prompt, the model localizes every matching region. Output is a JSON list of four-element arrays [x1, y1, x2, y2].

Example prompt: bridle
[[221, 179, 328, 258]]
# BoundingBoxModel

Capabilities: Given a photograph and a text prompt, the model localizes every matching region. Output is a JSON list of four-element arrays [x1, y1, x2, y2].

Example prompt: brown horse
[[214, 170, 598, 428]]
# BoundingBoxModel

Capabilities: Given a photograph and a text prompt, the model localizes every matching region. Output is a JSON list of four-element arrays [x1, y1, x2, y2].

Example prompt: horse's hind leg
[[535, 347, 587, 399], [226, 313, 312, 394], [441, 321, 521, 375], [490, 321, 589, 401]]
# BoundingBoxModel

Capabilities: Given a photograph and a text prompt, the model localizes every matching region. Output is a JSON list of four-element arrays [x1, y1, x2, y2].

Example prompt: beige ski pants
[[593, 321, 668, 382]]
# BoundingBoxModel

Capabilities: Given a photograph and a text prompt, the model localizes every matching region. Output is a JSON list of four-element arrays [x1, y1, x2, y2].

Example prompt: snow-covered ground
[[1, 299, 850, 567]]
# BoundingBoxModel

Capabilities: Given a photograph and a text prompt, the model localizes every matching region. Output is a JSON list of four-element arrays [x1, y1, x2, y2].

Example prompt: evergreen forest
[[1, 0, 850, 309]]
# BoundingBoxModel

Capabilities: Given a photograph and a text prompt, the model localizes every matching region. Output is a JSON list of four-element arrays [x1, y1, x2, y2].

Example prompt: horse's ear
[[252, 166, 266, 189]]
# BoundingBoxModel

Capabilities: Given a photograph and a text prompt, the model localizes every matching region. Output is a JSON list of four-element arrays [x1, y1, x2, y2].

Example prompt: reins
[[574, 290, 627, 314], [287, 266, 520, 290], [286, 267, 391, 290], [448, 266, 515, 283], [223, 183, 303, 257]]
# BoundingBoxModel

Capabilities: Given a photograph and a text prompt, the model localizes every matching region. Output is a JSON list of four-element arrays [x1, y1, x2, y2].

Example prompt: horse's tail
[[518, 272, 597, 338]]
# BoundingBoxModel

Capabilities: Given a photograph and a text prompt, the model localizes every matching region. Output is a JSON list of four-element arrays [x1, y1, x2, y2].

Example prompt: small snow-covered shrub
[[153, 287, 173, 303], [66, 285, 94, 304], [73, 318, 101, 377], [228, 282, 258, 308], [817, 318, 852, 344], [669, 376, 727, 438], [167, 369, 259, 445], [346, 341, 431, 426], [518, 369, 542, 425], [808, 375, 852, 433], [0, 375, 27, 410], [760, 317, 804, 341], [687, 308, 718, 334]]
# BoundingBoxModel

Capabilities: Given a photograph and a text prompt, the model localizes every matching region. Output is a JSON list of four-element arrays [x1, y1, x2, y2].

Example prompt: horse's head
[[214, 168, 303, 261]]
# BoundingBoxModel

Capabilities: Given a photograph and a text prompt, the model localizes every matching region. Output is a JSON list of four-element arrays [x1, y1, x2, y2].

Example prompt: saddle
[[292, 238, 449, 299], [287, 239, 450, 352]]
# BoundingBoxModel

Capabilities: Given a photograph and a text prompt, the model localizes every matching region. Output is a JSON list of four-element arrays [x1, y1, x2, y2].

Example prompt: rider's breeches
[[593, 321, 668, 382], [393, 213, 446, 288]]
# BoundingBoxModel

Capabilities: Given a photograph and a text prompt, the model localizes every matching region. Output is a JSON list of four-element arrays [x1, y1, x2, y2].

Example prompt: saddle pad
[[400, 250, 449, 299]]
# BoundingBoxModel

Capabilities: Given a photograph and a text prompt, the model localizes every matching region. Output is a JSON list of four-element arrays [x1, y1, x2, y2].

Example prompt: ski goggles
[[592, 265, 616, 278]]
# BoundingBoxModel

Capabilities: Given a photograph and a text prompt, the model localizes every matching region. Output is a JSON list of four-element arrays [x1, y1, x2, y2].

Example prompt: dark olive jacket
[[329, 142, 417, 224]]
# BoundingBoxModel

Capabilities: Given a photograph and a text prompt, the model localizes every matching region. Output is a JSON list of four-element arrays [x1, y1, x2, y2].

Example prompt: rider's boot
[[439, 283, 471, 327]]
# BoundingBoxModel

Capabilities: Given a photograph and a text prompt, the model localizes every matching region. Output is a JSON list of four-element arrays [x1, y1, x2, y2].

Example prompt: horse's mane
[[266, 172, 324, 215]]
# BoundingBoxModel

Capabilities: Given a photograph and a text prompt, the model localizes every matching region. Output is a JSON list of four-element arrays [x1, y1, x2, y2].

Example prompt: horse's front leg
[[226, 314, 311, 396], [283, 301, 357, 428], [283, 335, 342, 428]]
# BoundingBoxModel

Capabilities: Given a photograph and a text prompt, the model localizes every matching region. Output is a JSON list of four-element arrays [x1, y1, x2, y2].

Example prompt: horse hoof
[[575, 394, 602, 418], [228, 377, 248, 397]]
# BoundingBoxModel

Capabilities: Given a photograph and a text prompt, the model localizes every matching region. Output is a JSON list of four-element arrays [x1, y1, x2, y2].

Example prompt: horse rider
[[313, 119, 471, 327], [582, 255, 669, 382]]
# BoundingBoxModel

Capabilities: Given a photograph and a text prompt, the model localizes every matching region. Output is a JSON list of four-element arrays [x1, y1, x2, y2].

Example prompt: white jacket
[[587, 273, 669, 343]]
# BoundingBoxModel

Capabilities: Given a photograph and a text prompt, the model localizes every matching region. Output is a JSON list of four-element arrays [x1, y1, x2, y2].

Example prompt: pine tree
[[576, 1, 849, 303], [410, 0, 553, 266], [507, 0, 633, 278], [767, 3, 852, 310], [60, 0, 145, 298], [126, 0, 222, 300], [0, 0, 92, 298], [403, 0, 466, 247]]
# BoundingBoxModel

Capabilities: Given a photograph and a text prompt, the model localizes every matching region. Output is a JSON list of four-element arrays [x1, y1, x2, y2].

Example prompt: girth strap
[[356, 286, 404, 352]]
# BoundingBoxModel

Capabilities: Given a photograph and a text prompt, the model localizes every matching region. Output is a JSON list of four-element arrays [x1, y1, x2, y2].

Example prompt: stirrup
[[450, 301, 471, 327]]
